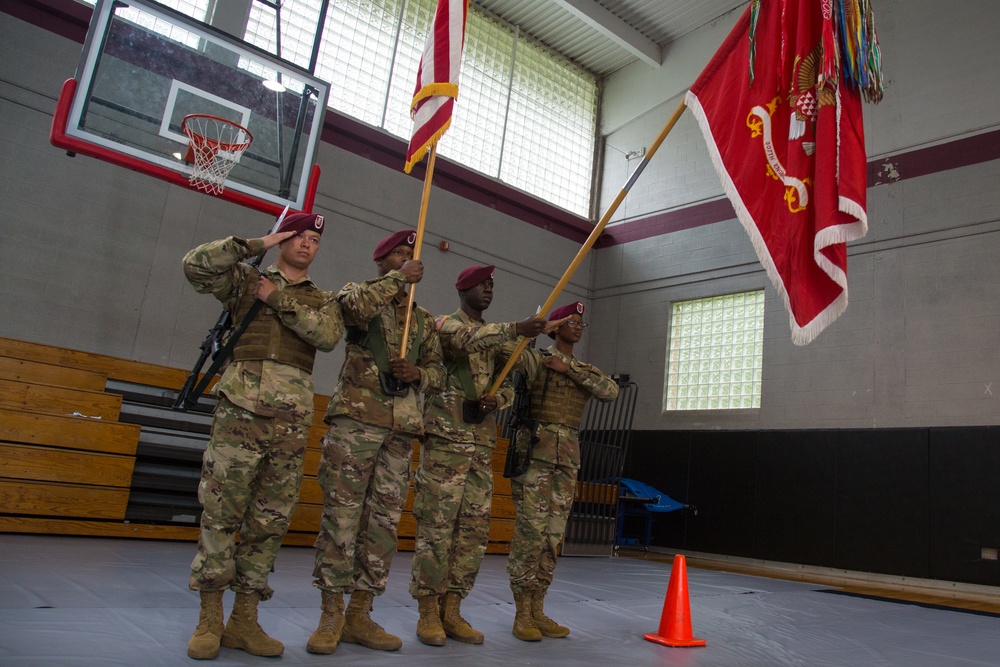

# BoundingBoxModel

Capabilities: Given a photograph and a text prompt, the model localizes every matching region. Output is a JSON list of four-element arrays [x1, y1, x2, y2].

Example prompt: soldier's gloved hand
[[542, 354, 570, 373], [514, 317, 547, 338], [399, 259, 424, 284], [255, 276, 278, 303], [390, 357, 421, 383], [478, 394, 499, 413]]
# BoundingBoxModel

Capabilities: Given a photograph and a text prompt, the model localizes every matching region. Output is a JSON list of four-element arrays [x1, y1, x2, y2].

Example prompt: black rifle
[[503, 370, 537, 478], [172, 208, 289, 411]]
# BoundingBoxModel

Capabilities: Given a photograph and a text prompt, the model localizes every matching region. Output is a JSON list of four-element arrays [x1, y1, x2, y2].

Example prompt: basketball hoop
[[181, 114, 253, 195]]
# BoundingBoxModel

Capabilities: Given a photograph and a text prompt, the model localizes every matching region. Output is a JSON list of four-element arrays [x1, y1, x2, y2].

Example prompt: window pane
[[316, 0, 404, 126], [81, 0, 211, 47], [438, 12, 515, 177], [501, 36, 596, 216], [664, 291, 765, 411]]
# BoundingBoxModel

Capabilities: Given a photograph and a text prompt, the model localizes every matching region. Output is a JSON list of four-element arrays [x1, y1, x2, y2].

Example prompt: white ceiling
[[473, 0, 748, 76]]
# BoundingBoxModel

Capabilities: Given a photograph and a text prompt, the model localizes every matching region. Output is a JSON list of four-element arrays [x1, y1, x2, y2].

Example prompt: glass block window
[[240, 0, 597, 216], [501, 35, 597, 215], [428, 12, 516, 177], [82, 0, 210, 48], [664, 291, 765, 411], [245, 0, 324, 71], [314, 0, 404, 126]]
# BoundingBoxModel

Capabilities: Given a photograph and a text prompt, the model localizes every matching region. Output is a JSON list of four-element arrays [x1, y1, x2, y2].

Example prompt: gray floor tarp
[[2, 534, 998, 666]]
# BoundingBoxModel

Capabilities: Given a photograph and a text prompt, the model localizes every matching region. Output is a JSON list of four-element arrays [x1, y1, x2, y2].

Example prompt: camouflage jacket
[[182, 236, 343, 423], [423, 309, 517, 447], [517, 344, 619, 468], [324, 271, 445, 435]]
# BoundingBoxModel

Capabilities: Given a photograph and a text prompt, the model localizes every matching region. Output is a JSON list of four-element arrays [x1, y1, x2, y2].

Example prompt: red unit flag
[[404, 0, 470, 174], [686, 0, 875, 345]]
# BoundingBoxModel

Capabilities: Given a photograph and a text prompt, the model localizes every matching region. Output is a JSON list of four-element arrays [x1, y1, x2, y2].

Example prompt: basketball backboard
[[52, 0, 330, 214]]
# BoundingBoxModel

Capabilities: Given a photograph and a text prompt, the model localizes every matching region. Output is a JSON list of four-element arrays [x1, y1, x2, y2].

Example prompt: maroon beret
[[373, 230, 417, 260], [276, 212, 324, 236], [549, 301, 585, 321], [455, 265, 495, 291]]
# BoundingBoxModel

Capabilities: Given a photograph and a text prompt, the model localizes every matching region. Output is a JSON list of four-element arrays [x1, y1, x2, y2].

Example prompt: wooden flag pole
[[486, 99, 688, 395], [399, 143, 438, 358]]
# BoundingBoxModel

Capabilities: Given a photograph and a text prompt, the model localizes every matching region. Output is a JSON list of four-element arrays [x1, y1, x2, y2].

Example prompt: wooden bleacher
[[0, 336, 518, 553]]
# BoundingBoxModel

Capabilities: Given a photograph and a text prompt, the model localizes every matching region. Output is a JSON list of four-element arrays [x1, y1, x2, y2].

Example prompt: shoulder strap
[[448, 356, 479, 401], [347, 310, 425, 374]]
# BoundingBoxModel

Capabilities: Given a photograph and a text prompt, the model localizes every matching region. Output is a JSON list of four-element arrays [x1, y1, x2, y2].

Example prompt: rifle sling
[[346, 311, 424, 375], [188, 299, 265, 403], [448, 356, 481, 401]]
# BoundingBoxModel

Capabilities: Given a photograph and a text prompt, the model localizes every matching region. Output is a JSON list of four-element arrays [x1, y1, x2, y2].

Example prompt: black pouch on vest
[[462, 399, 487, 424], [379, 370, 410, 397]]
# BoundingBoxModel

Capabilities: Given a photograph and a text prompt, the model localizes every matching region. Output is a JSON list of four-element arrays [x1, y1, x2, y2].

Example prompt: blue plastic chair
[[616, 478, 685, 547]]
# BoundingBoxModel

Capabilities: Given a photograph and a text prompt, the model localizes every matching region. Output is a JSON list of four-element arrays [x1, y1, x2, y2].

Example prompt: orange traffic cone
[[643, 554, 706, 647]]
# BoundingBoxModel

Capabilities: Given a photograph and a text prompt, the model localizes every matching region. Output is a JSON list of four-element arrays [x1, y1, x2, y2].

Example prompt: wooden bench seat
[[0, 378, 123, 421], [0, 407, 140, 455], [0, 356, 107, 392]]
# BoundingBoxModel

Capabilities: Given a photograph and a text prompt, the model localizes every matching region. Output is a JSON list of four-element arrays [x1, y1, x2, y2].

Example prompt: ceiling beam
[[550, 0, 661, 67]]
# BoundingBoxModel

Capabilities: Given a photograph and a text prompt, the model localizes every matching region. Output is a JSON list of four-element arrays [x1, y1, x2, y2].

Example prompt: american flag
[[404, 0, 470, 174]]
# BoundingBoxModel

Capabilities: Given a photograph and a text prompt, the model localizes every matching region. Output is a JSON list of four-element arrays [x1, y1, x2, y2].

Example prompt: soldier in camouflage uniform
[[182, 213, 343, 660], [409, 265, 551, 646], [308, 230, 446, 655], [506, 301, 619, 642]]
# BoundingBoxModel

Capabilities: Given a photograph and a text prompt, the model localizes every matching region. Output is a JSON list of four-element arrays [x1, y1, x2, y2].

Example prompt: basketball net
[[181, 114, 253, 195]]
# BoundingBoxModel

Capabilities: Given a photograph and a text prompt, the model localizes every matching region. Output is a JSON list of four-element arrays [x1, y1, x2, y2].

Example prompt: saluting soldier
[[308, 230, 446, 655], [409, 265, 555, 646], [506, 301, 619, 642], [183, 213, 343, 660]]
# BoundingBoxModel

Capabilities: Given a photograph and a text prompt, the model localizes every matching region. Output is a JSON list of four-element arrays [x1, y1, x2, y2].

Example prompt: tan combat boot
[[187, 590, 224, 660], [416, 595, 446, 646], [511, 591, 542, 642], [306, 590, 345, 654], [531, 590, 570, 638], [341, 590, 403, 651], [220, 592, 284, 657], [441, 591, 484, 644]]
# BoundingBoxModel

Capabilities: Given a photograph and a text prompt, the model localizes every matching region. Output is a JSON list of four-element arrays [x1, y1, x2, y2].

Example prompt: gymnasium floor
[[2, 534, 999, 666]]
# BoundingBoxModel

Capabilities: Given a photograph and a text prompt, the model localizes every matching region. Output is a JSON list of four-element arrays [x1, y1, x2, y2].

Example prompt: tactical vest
[[529, 367, 590, 429], [231, 271, 327, 373]]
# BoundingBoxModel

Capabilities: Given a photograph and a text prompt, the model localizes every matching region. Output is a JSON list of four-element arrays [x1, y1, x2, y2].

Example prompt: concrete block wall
[[589, 0, 1000, 431], [0, 12, 593, 396]]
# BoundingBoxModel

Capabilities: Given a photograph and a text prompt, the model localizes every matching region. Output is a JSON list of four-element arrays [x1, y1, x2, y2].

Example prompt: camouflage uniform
[[506, 345, 619, 595], [184, 236, 343, 599], [409, 309, 517, 598], [313, 272, 445, 595]]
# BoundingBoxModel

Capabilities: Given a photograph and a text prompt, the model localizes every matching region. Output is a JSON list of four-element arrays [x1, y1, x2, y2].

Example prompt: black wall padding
[[623, 427, 1000, 587], [684, 431, 759, 558], [928, 427, 1000, 586], [755, 431, 837, 566], [834, 429, 929, 577]]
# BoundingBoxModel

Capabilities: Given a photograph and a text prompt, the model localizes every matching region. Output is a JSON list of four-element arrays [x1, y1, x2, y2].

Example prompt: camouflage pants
[[312, 416, 414, 594], [409, 435, 494, 598], [506, 459, 578, 595], [189, 397, 308, 600]]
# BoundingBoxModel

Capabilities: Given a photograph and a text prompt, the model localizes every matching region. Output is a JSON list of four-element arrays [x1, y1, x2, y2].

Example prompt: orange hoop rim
[[181, 113, 254, 150]]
